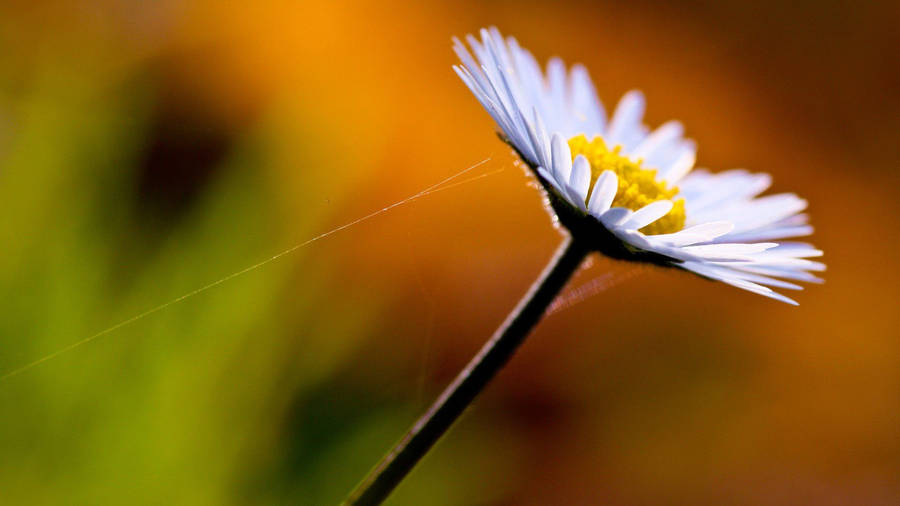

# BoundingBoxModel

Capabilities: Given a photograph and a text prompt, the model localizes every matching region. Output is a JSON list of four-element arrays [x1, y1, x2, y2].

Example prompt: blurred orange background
[[0, 0, 897, 504]]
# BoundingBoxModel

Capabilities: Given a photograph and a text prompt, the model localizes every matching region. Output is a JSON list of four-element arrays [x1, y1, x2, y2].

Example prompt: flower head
[[453, 27, 824, 304]]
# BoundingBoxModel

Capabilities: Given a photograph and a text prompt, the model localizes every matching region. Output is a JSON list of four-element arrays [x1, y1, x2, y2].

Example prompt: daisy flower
[[453, 27, 824, 304]]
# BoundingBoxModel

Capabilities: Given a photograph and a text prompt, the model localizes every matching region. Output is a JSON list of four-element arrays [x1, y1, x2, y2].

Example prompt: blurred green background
[[0, 0, 897, 504]]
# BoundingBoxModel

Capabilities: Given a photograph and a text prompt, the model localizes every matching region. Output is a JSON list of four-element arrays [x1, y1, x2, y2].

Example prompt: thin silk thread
[[546, 265, 645, 315], [0, 157, 498, 382]]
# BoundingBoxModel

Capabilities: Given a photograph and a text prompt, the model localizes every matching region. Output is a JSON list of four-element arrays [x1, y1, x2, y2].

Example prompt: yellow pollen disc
[[568, 134, 686, 235]]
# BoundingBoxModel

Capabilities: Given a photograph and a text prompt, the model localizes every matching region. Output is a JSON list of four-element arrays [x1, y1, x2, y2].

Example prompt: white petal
[[453, 66, 524, 159], [724, 278, 799, 305], [587, 170, 618, 216], [768, 243, 824, 257], [622, 200, 673, 230], [727, 194, 808, 232], [681, 170, 772, 217], [508, 39, 545, 108], [546, 57, 568, 131], [773, 213, 810, 227], [569, 155, 592, 204], [729, 264, 824, 284], [531, 107, 552, 169], [733, 257, 826, 271], [477, 66, 533, 158], [690, 263, 803, 290], [717, 225, 813, 243], [631, 121, 683, 160], [681, 242, 779, 261], [564, 184, 588, 211], [600, 207, 632, 228], [569, 64, 606, 135], [684, 242, 779, 255], [648, 221, 734, 245], [660, 145, 695, 184], [551, 133, 573, 183], [606, 90, 645, 147], [680, 262, 799, 305], [537, 167, 564, 194]]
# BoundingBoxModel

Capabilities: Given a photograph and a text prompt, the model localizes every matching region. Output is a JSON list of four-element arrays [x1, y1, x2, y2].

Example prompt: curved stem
[[344, 236, 589, 505]]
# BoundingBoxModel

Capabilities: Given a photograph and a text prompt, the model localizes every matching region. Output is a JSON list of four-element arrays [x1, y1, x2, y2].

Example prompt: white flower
[[453, 27, 824, 305]]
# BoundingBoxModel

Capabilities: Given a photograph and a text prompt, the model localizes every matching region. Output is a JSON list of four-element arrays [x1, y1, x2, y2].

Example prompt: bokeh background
[[0, 0, 897, 504]]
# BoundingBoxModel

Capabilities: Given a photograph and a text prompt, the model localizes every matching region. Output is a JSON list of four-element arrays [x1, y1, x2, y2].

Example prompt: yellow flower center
[[568, 134, 685, 235]]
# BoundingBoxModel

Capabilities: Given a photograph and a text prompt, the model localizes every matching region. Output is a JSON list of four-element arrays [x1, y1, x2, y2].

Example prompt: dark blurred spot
[[135, 101, 232, 225], [497, 380, 571, 433], [132, 56, 243, 228]]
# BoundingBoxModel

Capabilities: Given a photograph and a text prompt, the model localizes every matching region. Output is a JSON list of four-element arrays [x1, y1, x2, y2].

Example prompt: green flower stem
[[344, 236, 589, 505]]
